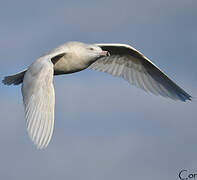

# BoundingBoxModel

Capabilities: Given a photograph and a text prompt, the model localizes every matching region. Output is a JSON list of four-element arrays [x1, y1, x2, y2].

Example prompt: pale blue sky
[[0, 0, 197, 179]]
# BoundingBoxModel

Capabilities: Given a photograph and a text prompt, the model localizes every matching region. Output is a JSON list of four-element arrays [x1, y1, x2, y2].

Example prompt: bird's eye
[[89, 47, 94, 51]]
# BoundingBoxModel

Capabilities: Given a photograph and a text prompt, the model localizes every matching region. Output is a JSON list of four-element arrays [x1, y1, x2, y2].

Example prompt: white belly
[[54, 55, 90, 75]]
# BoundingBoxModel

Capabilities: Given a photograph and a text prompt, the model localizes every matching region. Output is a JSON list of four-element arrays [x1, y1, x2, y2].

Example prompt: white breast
[[54, 54, 90, 75]]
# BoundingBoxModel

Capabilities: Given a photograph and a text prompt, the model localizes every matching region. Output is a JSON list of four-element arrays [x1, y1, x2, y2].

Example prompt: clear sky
[[0, 0, 197, 179]]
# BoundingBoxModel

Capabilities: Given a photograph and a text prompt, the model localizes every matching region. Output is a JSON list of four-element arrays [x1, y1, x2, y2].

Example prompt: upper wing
[[22, 53, 65, 149], [89, 43, 191, 101]]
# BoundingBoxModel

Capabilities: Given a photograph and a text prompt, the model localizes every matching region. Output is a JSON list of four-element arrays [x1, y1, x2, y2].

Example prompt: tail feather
[[2, 70, 27, 86]]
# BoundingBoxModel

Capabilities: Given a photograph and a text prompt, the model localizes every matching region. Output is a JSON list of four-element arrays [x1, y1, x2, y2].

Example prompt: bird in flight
[[2, 41, 192, 149]]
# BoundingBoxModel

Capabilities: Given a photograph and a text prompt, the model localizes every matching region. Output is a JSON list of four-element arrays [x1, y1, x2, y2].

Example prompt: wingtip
[[179, 94, 193, 102], [187, 95, 193, 102], [36, 144, 47, 150]]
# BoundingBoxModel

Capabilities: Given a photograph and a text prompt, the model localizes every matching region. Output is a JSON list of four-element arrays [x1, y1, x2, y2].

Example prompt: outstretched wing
[[89, 43, 191, 101], [22, 53, 65, 149]]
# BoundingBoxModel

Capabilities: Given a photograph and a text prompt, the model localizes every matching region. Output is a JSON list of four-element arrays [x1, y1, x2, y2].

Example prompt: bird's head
[[66, 42, 110, 65]]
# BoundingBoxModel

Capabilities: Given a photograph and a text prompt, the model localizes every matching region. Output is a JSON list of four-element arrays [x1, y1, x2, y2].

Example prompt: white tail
[[2, 70, 27, 85]]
